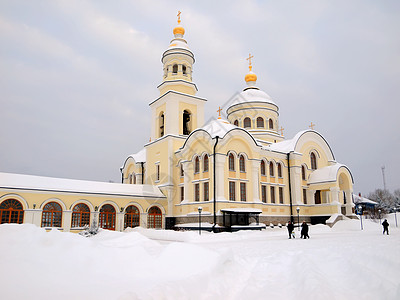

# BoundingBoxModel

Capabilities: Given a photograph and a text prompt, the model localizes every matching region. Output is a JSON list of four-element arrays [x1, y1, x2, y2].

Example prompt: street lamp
[[198, 206, 203, 235], [357, 204, 363, 230], [296, 207, 300, 231], [378, 209, 382, 224]]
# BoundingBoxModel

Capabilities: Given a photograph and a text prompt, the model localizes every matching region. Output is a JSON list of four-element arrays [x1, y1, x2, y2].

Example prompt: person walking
[[301, 221, 310, 239], [287, 221, 295, 239], [382, 219, 389, 235]]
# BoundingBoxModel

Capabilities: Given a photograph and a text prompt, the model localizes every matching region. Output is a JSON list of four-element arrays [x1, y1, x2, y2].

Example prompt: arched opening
[[234, 120, 239, 126], [71, 203, 90, 228], [257, 117, 264, 128], [42, 202, 62, 227], [0, 199, 24, 224], [244, 117, 251, 128], [159, 112, 165, 137], [302, 165, 306, 180], [99, 204, 116, 231], [172, 64, 178, 74], [269, 161, 275, 177], [310, 152, 317, 170], [183, 110, 191, 135], [239, 155, 246, 172], [182, 65, 187, 75], [277, 163, 282, 178], [269, 119, 274, 129], [148, 206, 162, 229], [260, 160, 266, 176], [194, 156, 200, 173], [124, 205, 140, 229], [203, 154, 209, 172], [229, 153, 235, 171], [314, 190, 321, 204]]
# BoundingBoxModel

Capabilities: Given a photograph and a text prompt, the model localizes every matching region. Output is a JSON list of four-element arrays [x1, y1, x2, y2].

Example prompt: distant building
[[0, 16, 355, 231]]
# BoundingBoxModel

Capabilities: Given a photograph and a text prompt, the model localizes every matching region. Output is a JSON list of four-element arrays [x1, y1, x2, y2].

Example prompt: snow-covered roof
[[307, 164, 349, 185], [228, 86, 276, 107], [353, 194, 378, 205], [0, 172, 166, 198], [267, 130, 308, 153], [221, 208, 263, 214], [130, 148, 146, 163], [200, 118, 238, 139]]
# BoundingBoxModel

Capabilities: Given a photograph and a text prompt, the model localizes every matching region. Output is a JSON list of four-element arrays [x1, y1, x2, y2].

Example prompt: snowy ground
[[0, 215, 399, 300]]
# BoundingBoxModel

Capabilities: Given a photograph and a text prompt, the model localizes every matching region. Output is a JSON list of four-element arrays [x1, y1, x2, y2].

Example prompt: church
[[0, 15, 355, 232]]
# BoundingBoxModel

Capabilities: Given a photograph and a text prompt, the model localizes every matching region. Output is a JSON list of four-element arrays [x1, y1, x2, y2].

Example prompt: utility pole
[[381, 166, 387, 191]]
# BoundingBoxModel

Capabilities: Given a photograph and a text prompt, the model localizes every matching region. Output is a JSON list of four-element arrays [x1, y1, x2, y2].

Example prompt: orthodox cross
[[177, 11, 182, 24], [217, 106, 222, 119], [309, 122, 315, 130], [246, 53, 254, 71], [279, 126, 284, 136]]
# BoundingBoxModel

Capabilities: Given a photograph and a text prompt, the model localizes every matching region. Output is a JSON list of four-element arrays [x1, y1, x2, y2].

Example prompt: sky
[[0, 0, 399, 195]]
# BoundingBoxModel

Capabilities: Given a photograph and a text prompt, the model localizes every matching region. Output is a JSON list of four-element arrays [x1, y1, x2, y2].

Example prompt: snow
[[129, 148, 147, 163], [307, 164, 348, 184], [353, 193, 378, 205], [229, 86, 276, 106], [199, 118, 239, 139], [0, 172, 166, 198], [221, 208, 263, 213], [1, 215, 399, 300]]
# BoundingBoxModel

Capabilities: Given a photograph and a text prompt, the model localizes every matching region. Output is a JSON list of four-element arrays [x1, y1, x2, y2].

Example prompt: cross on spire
[[309, 122, 315, 130], [217, 106, 222, 119], [177, 11, 182, 24], [279, 126, 284, 136], [246, 53, 254, 72]]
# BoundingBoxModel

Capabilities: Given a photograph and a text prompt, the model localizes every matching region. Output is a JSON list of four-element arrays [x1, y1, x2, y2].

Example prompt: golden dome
[[245, 71, 257, 82], [173, 26, 185, 35]]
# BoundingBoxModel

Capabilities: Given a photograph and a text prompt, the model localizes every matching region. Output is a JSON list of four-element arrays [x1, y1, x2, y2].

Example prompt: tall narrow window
[[234, 120, 239, 126], [172, 64, 178, 74], [180, 164, 184, 177], [183, 110, 191, 135], [303, 189, 307, 204], [148, 206, 162, 228], [229, 181, 236, 201], [244, 117, 251, 128], [124, 205, 140, 229], [302, 165, 306, 180], [99, 204, 116, 231], [315, 190, 321, 204], [269, 119, 274, 129], [270, 186, 275, 203], [0, 199, 24, 224], [261, 185, 267, 203], [257, 117, 264, 128], [71, 203, 90, 228], [194, 184, 200, 202], [279, 187, 284, 204], [310, 152, 317, 170], [182, 65, 187, 75], [203, 182, 209, 201], [269, 162, 275, 177], [180, 186, 184, 202], [194, 156, 200, 173], [261, 160, 266, 176], [156, 164, 160, 181], [203, 155, 209, 172], [240, 183, 246, 202], [159, 113, 164, 137], [229, 153, 235, 171], [41, 202, 62, 228], [277, 163, 282, 178], [239, 155, 246, 172]]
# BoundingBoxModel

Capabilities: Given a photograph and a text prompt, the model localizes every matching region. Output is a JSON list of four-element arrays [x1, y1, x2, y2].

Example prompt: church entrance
[[99, 204, 116, 230], [147, 206, 162, 229]]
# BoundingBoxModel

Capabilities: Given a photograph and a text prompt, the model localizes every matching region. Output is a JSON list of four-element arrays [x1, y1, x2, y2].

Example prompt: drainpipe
[[140, 162, 144, 184], [212, 136, 219, 232], [287, 152, 294, 223], [120, 168, 124, 183]]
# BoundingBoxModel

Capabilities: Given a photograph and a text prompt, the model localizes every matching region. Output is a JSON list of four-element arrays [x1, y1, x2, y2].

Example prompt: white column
[[116, 212, 124, 232], [251, 160, 261, 202], [215, 154, 225, 201], [345, 190, 354, 215], [183, 162, 193, 203], [63, 210, 72, 232], [23, 209, 36, 225], [308, 190, 316, 205], [91, 211, 99, 228]]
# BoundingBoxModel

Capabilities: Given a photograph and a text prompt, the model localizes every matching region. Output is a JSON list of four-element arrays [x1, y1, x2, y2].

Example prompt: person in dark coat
[[301, 221, 310, 239], [382, 219, 389, 235], [287, 221, 295, 239]]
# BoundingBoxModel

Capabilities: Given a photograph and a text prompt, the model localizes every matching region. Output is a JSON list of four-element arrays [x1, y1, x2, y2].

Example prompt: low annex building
[[0, 16, 355, 231]]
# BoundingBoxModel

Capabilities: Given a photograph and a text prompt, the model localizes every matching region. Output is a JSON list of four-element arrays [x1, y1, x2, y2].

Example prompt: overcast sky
[[1, 0, 399, 195]]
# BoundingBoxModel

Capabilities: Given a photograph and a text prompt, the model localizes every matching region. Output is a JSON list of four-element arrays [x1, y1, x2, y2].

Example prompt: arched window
[[180, 164, 184, 177], [99, 204, 116, 231], [234, 120, 239, 126], [269, 161, 275, 177], [203, 154, 209, 172], [260, 160, 266, 176], [239, 155, 246, 172], [257, 117, 264, 128], [42, 202, 62, 227], [277, 163, 283, 178], [194, 156, 200, 173], [302, 165, 306, 180], [159, 113, 164, 137], [148, 206, 162, 229], [172, 64, 178, 74], [229, 153, 235, 171], [244, 117, 251, 128], [124, 205, 140, 229], [71, 203, 90, 228], [183, 110, 191, 135], [0, 199, 24, 224], [269, 119, 274, 129], [310, 152, 317, 170], [182, 65, 187, 75]]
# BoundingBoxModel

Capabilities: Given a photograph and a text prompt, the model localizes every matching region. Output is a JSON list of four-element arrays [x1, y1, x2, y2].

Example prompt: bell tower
[[149, 12, 206, 141]]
